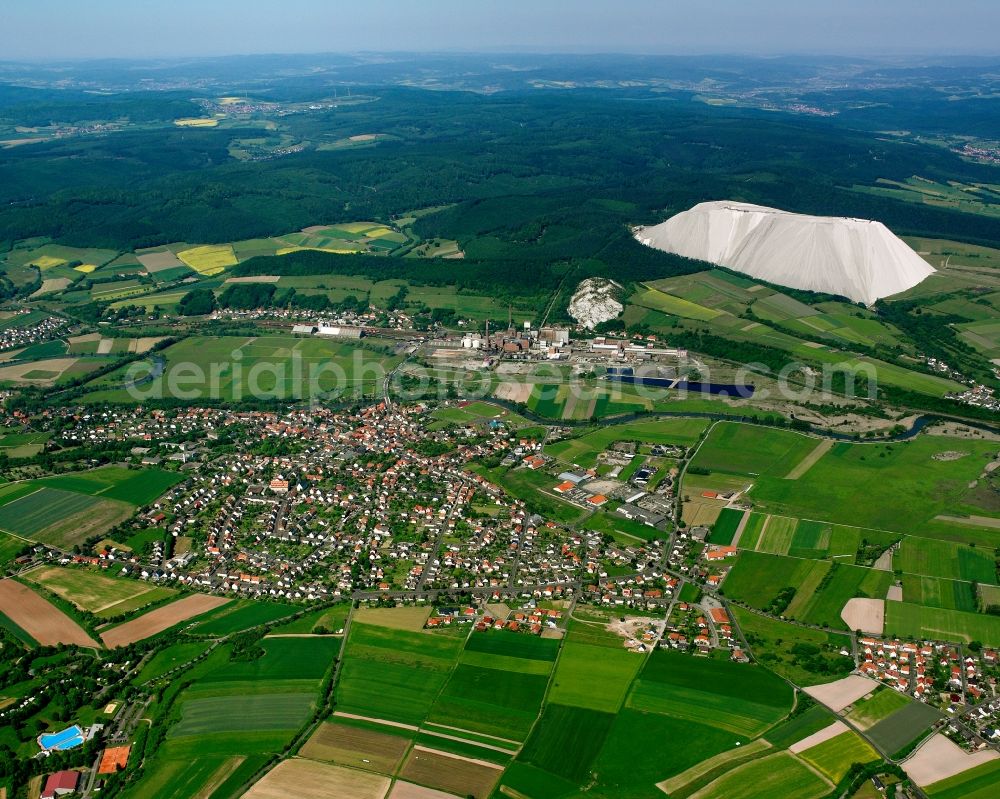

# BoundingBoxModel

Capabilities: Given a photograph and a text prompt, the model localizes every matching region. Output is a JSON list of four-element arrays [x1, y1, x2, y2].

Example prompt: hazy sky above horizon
[[2, 0, 998, 61]]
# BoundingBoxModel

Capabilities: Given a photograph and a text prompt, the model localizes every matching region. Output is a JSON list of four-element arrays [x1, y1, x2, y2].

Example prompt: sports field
[[23, 566, 177, 618]]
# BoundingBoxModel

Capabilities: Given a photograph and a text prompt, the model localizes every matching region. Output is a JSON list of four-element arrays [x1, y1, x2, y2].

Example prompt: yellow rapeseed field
[[174, 118, 219, 128], [176, 245, 238, 275]]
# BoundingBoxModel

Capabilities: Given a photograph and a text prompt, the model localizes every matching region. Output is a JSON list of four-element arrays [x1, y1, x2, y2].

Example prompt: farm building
[[615, 503, 666, 527], [316, 325, 363, 338]]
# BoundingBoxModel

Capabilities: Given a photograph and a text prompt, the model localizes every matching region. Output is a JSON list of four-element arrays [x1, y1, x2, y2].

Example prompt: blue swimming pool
[[38, 725, 84, 751]]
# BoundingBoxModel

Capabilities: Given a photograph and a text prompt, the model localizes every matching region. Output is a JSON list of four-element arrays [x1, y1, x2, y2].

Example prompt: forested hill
[[1, 87, 999, 254]]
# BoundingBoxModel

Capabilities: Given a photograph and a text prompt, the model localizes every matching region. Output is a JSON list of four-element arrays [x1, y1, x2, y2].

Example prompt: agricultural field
[[895, 537, 997, 584], [747, 437, 1000, 538], [101, 594, 231, 647], [22, 566, 177, 618], [736, 511, 769, 549], [901, 574, 977, 611], [0, 578, 98, 647], [0, 487, 132, 549], [0, 530, 28, 568], [733, 608, 854, 686], [546, 637, 643, 713], [427, 629, 557, 741], [169, 691, 316, 738], [399, 746, 502, 797], [689, 423, 820, 478], [884, 601, 1000, 646], [755, 515, 798, 554], [854, 176, 1000, 219], [545, 418, 708, 468], [0, 429, 50, 458], [186, 599, 300, 635], [863, 699, 941, 755], [518, 704, 616, 784], [722, 551, 821, 612], [797, 729, 879, 782], [244, 759, 390, 799], [134, 641, 214, 683], [300, 719, 411, 774], [120, 750, 269, 799], [334, 621, 464, 726], [786, 562, 893, 629], [268, 604, 349, 635], [844, 687, 910, 730], [625, 649, 792, 738], [710, 507, 744, 545], [127, 637, 340, 799], [690, 751, 830, 799], [33, 464, 183, 505], [81, 334, 402, 403], [924, 759, 1000, 799]]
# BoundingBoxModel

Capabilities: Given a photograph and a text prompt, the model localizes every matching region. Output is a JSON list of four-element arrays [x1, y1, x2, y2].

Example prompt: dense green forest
[[2, 88, 999, 255]]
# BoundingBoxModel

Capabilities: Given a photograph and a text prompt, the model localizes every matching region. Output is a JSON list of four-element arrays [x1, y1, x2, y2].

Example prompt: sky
[[2, 0, 998, 61]]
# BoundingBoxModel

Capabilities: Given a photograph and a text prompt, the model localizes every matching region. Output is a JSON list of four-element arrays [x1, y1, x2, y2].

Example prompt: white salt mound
[[568, 278, 623, 329], [635, 201, 934, 305]]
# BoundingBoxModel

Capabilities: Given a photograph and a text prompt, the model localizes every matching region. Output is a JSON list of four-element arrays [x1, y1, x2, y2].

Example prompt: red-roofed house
[[41, 771, 79, 799], [709, 607, 730, 625]]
